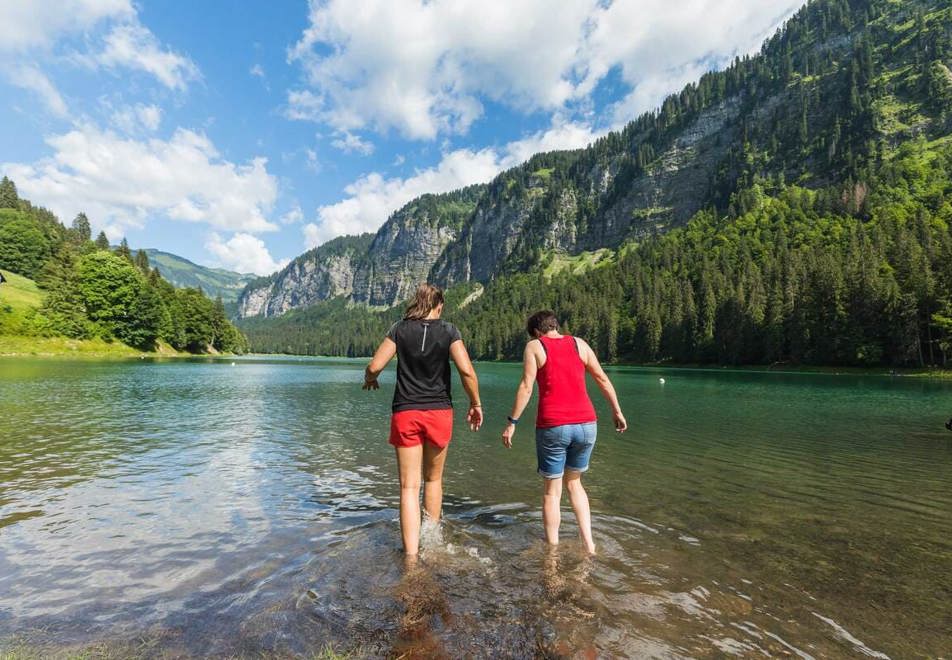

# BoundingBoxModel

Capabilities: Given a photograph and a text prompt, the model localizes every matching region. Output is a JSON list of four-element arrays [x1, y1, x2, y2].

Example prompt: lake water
[[0, 357, 950, 658]]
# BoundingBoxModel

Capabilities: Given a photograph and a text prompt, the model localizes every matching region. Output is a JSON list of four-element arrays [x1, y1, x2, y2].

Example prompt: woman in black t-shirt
[[364, 283, 483, 557]]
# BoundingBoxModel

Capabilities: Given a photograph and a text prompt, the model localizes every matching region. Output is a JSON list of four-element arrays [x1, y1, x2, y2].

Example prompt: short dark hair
[[526, 310, 559, 337]]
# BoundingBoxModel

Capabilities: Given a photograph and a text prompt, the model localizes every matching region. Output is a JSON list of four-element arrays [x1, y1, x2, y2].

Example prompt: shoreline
[[0, 336, 235, 361], [233, 352, 952, 380], [3, 340, 950, 379]]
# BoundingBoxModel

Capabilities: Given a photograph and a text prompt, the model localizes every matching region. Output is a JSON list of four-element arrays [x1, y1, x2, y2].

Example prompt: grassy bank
[[0, 335, 187, 359], [0, 270, 43, 336]]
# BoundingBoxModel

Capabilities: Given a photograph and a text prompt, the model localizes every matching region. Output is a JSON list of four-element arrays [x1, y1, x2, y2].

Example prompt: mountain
[[240, 0, 948, 319], [144, 249, 254, 303], [237, 186, 483, 317], [237, 0, 952, 368]]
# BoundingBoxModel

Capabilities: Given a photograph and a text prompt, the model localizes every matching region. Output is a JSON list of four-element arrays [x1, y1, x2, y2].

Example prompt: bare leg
[[395, 445, 423, 555], [542, 477, 563, 545], [422, 442, 448, 521], [565, 471, 595, 554]]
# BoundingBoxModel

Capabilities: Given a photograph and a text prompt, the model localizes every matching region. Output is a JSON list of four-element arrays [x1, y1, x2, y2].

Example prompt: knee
[[400, 476, 421, 491], [565, 476, 584, 493]]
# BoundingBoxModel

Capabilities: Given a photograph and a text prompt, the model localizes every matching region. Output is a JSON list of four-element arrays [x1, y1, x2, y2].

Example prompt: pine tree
[[71, 213, 92, 243], [135, 249, 150, 274], [0, 176, 18, 209], [116, 237, 133, 262], [95, 231, 110, 250]]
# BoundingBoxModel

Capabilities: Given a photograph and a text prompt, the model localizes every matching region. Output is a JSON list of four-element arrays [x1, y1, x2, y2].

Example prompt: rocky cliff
[[238, 188, 482, 318]]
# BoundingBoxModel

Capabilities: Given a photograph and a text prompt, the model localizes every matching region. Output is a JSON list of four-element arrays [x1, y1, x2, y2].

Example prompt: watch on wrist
[[507, 415, 519, 425]]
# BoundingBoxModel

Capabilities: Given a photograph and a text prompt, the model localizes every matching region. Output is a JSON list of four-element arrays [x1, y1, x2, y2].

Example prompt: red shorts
[[389, 409, 453, 448]]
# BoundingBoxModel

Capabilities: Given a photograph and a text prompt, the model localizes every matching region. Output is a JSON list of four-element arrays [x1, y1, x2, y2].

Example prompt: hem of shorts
[[389, 437, 452, 448], [538, 468, 564, 479], [564, 465, 590, 474], [535, 417, 597, 430], [392, 402, 454, 413]]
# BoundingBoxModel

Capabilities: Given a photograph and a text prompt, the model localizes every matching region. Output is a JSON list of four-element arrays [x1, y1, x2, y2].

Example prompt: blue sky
[[0, 0, 802, 275]]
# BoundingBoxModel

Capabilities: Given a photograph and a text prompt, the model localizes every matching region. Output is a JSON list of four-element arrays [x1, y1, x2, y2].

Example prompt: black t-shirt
[[386, 319, 462, 412]]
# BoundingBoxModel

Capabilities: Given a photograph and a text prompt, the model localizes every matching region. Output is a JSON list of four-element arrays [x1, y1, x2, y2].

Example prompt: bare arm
[[363, 337, 396, 390], [501, 341, 541, 447], [449, 339, 482, 430], [577, 338, 628, 432]]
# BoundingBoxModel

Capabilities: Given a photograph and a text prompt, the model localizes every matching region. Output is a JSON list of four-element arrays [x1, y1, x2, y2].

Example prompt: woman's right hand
[[467, 405, 483, 431], [613, 410, 628, 432], [362, 377, 379, 391]]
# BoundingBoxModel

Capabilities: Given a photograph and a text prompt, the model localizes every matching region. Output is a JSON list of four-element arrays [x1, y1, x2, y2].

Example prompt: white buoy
[[659, 377, 666, 385], [231, 362, 236, 366]]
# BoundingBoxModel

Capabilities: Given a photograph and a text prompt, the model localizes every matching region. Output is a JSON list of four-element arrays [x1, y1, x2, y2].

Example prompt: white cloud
[[288, 0, 594, 139], [578, 0, 803, 125], [249, 63, 269, 91], [288, 0, 801, 139], [110, 103, 162, 133], [304, 147, 320, 172], [3, 124, 279, 237], [302, 222, 322, 249], [0, 0, 133, 52], [7, 65, 68, 117], [206, 232, 289, 276], [331, 131, 374, 155], [0, 2, 198, 98], [93, 22, 199, 90], [281, 205, 304, 225], [308, 118, 598, 246]]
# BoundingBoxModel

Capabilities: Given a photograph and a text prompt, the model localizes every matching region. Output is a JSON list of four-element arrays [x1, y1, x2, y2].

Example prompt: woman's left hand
[[362, 377, 379, 391], [501, 423, 514, 448]]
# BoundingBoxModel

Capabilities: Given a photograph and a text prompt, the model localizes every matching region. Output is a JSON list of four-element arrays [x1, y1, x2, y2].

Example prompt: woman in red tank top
[[501, 310, 627, 554]]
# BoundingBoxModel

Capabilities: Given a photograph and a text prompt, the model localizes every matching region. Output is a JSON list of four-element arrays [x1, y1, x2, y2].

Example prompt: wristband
[[507, 415, 519, 425]]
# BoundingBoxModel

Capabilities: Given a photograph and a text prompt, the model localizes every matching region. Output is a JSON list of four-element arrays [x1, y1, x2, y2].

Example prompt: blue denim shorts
[[535, 422, 597, 479]]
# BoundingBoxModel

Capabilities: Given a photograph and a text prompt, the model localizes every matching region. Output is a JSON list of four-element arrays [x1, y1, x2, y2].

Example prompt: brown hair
[[404, 283, 445, 320], [526, 310, 559, 337]]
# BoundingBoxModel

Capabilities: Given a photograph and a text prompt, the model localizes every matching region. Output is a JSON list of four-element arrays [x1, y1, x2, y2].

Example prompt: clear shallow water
[[0, 357, 950, 658]]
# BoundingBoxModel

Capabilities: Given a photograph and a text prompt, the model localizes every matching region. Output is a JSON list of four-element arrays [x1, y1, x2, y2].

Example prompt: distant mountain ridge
[[144, 249, 254, 303], [237, 0, 952, 319]]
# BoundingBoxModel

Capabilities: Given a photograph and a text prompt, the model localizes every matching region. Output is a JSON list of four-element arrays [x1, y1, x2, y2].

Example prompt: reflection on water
[[0, 357, 950, 657]]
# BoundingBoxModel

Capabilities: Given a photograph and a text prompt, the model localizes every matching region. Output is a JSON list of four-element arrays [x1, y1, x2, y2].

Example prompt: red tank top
[[535, 335, 597, 429]]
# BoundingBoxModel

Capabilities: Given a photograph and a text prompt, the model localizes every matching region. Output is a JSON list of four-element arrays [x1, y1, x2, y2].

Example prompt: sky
[[0, 0, 804, 276]]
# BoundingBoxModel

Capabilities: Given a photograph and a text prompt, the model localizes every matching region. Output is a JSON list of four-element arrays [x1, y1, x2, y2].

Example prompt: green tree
[[95, 231, 110, 250], [77, 251, 144, 339], [115, 237, 133, 262], [0, 211, 51, 278], [177, 287, 215, 352], [71, 213, 91, 243], [135, 249, 150, 274], [38, 246, 92, 339], [0, 176, 18, 209]]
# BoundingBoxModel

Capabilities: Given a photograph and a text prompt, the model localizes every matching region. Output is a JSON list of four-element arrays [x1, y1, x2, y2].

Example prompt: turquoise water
[[0, 357, 950, 657]]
